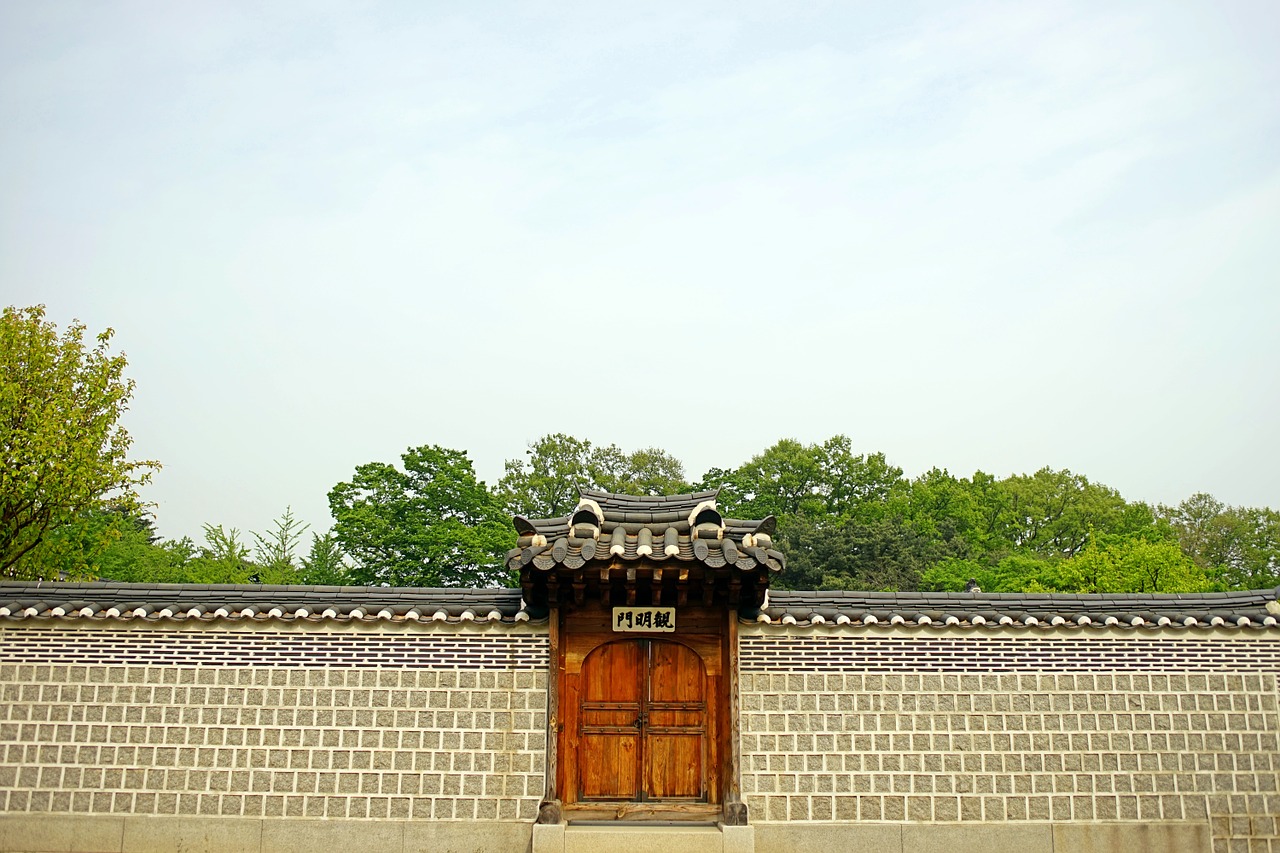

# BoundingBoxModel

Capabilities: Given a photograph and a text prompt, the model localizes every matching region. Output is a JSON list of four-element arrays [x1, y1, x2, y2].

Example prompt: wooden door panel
[[581, 641, 643, 703], [649, 641, 705, 702], [644, 733, 702, 799], [569, 633, 715, 805], [645, 640, 706, 800], [578, 641, 643, 800], [581, 733, 639, 799]]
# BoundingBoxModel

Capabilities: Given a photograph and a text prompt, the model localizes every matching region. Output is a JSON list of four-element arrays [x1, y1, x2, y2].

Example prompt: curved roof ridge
[[769, 588, 1280, 604], [0, 580, 532, 626], [761, 586, 1280, 630], [577, 488, 721, 509]]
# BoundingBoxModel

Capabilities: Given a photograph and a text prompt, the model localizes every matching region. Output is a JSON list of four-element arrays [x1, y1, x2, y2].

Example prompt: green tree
[[13, 506, 139, 581], [183, 524, 257, 583], [1, 305, 159, 578], [299, 532, 350, 585], [921, 553, 1068, 593], [701, 436, 905, 525], [1164, 494, 1280, 589], [251, 507, 309, 583], [329, 444, 514, 587], [497, 434, 689, 518], [990, 467, 1129, 558], [94, 520, 197, 584], [902, 468, 987, 557], [778, 514, 940, 592], [1062, 537, 1214, 593]]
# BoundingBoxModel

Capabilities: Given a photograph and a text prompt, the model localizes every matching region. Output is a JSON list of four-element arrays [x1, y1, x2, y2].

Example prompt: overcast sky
[[2, 0, 1277, 543]]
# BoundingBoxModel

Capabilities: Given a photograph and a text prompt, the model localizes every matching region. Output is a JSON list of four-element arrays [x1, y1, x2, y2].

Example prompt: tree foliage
[[252, 506, 309, 581], [701, 436, 904, 524], [328, 445, 514, 587], [497, 433, 689, 518], [1, 305, 159, 578], [299, 532, 349, 585], [32, 507, 350, 586], [1162, 494, 1279, 589], [699, 435, 1271, 595], [26, 410, 1272, 595], [780, 515, 941, 592]]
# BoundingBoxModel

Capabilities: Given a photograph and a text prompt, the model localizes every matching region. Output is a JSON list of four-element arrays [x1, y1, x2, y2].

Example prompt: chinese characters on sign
[[612, 607, 677, 632]]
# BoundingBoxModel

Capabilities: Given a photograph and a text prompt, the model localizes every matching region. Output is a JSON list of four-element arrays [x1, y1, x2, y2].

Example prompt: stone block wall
[[739, 628, 1280, 853], [0, 622, 549, 825]]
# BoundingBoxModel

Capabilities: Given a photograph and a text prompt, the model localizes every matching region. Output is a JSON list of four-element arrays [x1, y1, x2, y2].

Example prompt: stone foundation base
[[0, 816, 1215, 853], [0, 815, 532, 853], [752, 821, 1212, 853]]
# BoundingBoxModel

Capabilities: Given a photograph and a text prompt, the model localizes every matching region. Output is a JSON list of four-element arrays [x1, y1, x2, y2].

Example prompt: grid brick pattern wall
[[740, 629, 1280, 853], [0, 626, 549, 823], [0, 627, 549, 669], [741, 634, 1280, 672]]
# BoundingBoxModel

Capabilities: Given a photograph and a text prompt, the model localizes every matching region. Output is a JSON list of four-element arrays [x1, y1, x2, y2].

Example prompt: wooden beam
[[723, 609, 747, 826], [537, 605, 562, 825]]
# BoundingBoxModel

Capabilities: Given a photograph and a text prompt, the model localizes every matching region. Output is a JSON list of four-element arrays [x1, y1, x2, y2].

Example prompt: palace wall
[[739, 625, 1280, 853], [4, 612, 1280, 853], [0, 620, 548, 853]]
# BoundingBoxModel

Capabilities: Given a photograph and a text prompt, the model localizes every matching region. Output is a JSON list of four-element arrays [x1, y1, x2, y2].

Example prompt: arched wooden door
[[578, 639, 707, 801]]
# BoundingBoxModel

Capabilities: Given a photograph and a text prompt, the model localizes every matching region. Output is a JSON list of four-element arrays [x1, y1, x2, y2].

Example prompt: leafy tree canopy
[[700, 435, 905, 525], [1, 305, 159, 578], [329, 444, 514, 587], [778, 514, 941, 592], [1161, 494, 1279, 589], [497, 433, 689, 518]]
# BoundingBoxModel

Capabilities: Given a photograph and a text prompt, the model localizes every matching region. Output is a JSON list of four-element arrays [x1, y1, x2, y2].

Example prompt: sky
[[2, 0, 1278, 545]]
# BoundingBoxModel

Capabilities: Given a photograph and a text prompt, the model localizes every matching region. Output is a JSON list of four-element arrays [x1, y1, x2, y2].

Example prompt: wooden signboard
[[612, 607, 676, 632]]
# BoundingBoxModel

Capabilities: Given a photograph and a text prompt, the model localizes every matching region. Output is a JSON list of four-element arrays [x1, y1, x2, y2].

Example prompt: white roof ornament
[[687, 500, 724, 539], [570, 498, 604, 528]]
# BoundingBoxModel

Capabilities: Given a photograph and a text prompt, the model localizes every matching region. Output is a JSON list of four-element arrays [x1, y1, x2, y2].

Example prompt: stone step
[[535, 823, 754, 853]]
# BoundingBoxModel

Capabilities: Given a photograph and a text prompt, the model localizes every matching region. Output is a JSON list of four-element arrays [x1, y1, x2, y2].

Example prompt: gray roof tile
[[510, 488, 784, 574], [759, 588, 1280, 630], [0, 581, 532, 625]]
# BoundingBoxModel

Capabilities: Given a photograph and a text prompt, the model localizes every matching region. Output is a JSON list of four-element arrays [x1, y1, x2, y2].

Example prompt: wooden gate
[[577, 639, 707, 801]]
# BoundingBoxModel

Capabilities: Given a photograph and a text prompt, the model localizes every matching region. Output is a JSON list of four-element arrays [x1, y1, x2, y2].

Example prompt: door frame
[[554, 599, 730, 822]]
